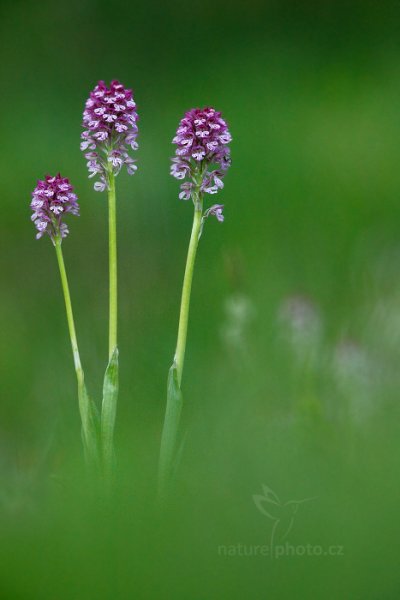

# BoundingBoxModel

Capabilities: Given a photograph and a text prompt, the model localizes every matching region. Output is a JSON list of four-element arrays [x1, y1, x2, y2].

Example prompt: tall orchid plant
[[81, 80, 139, 480]]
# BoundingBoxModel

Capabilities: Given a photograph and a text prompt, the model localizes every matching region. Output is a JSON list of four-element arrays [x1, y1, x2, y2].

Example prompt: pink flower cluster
[[31, 174, 79, 240], [171, 107, 231, 206], [81, 80, 139, 191]]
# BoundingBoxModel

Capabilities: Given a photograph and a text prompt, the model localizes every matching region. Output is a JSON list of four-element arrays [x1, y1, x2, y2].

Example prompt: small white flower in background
[[278, 294, 323, 366], [220, 293, 256, 356], [332, 338, 378, 426], [367, 293, 400, 354]]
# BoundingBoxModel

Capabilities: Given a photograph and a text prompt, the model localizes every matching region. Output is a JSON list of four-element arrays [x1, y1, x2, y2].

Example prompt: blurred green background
[[1, 0, 400, 598]]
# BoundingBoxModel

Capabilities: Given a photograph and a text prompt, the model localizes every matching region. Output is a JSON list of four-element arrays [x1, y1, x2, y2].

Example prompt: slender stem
[[108, 171, 118, 358], [100, 169, 119, 484], [55, 239, 99, 467], [55, 239, 83, 383], [174, 196, 203, 386], [158, 192, 203, 501]]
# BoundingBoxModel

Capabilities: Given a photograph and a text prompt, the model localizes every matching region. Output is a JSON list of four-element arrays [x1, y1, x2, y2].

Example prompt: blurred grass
[[1, 0, 400, 598]]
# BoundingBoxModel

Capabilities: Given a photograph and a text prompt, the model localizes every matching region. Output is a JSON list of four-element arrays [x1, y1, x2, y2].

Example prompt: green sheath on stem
[[101, 346, 119, 482]]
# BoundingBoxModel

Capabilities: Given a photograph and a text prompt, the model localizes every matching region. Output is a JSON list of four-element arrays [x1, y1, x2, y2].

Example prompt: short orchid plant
[[30, 83, 231, 496]]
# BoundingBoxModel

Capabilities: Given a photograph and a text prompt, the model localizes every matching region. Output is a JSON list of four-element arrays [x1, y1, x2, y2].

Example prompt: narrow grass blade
[[171, 429, 187, 483], [101, 346, 119, 480], [158, 363, 183, 500], [78, 381, 100, 469]]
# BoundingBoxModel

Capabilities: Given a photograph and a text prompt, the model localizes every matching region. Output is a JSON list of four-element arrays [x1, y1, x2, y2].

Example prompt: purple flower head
[[31, 174, 79, 241], [171, 107, 232, 206], [81, 80, 139, 191]]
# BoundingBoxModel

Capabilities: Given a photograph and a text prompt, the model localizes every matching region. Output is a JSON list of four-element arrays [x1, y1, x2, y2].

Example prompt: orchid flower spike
[[81, 80, 139, 192]]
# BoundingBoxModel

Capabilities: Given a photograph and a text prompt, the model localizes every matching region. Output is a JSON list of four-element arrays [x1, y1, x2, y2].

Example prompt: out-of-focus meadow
[[1, 1, 400, 598]]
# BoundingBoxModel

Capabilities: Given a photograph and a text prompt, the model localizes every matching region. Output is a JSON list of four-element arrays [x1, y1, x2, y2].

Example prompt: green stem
[[100, 170, 119, 484], [108, 171, 117, 358], [55, 239, 98, 465], [174, 197, 203, 386], [55, 239, 83, 383], [158, 192, 203, 500]]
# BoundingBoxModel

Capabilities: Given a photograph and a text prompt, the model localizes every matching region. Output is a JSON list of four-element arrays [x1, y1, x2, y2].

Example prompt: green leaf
[[78, 380, 100, 469], [171, 429, 187, 483], [101, 347, 119, 477], [158, 362, 183, 499]]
